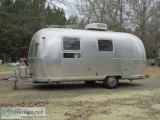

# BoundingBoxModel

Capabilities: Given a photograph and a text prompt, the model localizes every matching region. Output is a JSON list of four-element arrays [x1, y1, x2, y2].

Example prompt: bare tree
[[64, 0, 160, 59], [126, 0, 158, 42], [39, 0, 46, 29], [154, 2, 160, 64], [72, 0, 127, 31]]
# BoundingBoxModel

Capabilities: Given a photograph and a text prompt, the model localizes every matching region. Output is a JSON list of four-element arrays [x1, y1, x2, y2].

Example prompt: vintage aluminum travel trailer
[[10, 23, 149, 89]]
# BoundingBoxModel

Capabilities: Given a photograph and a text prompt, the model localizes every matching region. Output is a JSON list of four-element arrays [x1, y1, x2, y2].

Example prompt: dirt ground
[[0, 66, 160, 120]]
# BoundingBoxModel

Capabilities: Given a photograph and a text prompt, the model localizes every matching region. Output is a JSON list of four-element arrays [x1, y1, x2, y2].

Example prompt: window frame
[[98, 39, 113, 52], [63, 53, 81, 58], [63, 37, 81, 51], [28, 42, 39, 58], [62, 37, 81, 59], [34, 43, 39, 57], [28, 43, 35, 58]]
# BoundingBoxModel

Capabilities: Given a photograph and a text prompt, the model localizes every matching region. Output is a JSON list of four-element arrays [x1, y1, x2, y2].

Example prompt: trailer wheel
[[103, 76, 119, 89]]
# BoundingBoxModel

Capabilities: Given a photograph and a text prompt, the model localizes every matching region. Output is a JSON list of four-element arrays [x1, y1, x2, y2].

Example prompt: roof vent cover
[[85, 23, 107, 31]]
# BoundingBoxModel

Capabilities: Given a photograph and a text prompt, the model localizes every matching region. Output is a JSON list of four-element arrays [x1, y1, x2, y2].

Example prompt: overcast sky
[[53, 1, 77, 19]]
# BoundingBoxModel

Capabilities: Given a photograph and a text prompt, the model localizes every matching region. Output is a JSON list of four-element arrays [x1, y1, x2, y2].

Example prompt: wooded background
[[0, 0, 160, 62]]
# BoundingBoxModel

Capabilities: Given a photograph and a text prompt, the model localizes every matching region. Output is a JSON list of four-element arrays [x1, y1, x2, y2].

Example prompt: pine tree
[[0, 0, 67, 61], [45, 4, 66, 26]]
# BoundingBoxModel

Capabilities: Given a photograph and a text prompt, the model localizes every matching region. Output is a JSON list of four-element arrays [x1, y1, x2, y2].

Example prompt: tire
[[84, 81, 95, 85], [103, 76, 119, 89]]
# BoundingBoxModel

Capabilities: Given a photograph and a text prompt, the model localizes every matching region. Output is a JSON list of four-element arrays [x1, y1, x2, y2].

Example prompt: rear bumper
[[122, 74, 149, 80]]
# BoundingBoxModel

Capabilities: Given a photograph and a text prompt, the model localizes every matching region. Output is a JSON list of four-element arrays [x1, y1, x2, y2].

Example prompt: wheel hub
[[108, 77, 117, 86]]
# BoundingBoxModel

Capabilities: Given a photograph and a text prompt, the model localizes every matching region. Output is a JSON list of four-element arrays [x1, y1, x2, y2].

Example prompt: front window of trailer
[[34, 43, 39, 57], [29, 43, 39, 57], [29, 44, 35, 57]]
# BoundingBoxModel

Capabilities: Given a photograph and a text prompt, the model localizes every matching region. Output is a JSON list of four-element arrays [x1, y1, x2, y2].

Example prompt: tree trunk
[[155, 17, 160, 65], [39, 0, 46, 29]]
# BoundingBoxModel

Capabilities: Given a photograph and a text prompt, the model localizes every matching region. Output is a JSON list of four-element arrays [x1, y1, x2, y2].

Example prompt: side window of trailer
[[98, 40, 113, 51], [63, 37, 80, 50], [63, 37, 81, 58]]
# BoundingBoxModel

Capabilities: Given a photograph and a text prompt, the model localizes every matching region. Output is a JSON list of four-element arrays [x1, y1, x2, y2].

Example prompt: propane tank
[[19, 65, 27, 78]]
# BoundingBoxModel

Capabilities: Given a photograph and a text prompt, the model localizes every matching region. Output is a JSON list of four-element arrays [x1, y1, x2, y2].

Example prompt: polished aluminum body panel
[[28, 28, 146, 82]]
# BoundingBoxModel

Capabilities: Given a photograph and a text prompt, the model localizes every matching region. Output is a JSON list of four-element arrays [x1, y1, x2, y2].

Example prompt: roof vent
[[85, 23, 107, 31]]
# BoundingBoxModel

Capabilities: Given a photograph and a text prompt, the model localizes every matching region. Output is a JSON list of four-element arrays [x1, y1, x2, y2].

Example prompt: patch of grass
[[0, 65, 17, 72], [144, 66, 160, 80]]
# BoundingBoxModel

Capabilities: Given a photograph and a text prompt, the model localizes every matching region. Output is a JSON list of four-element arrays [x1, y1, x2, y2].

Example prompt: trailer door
[[61, 37, 83, 77]]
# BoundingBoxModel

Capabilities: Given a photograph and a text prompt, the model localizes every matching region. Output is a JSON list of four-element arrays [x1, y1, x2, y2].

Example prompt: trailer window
[[29, 43, 39, 57], [63, 37, 80, 50], [63, 53, 81, 58], [29, 44, 35, 57], [98, 40, 113, 51], [34, 43, 39, 57]]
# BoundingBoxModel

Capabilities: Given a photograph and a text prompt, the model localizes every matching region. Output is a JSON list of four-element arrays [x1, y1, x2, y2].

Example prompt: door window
[[63, 37, 80, 50]]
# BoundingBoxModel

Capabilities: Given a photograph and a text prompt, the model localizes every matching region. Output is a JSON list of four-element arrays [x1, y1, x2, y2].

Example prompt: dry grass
[[144, 66, 160, 80], [0, 66, 160, 120]]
